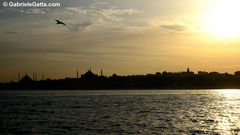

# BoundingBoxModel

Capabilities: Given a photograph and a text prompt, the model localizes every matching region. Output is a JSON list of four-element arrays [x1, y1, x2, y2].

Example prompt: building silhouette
[[19, 75, 33, 83], [81, 69, 98, 79], [1, 68, 240, 90]]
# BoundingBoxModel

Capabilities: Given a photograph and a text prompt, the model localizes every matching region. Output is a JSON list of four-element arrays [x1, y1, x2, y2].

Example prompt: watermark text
[[2, 1, 61, 8]]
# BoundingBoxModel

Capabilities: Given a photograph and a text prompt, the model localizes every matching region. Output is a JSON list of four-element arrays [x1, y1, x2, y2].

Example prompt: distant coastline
[[1, 69, 240, 90]]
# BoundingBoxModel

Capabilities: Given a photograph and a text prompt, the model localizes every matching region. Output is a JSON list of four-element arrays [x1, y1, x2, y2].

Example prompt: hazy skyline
[[1, 0, 240, 82]]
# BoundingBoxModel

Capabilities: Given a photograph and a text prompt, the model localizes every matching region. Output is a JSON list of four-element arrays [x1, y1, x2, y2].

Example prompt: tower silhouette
[[18, 72, 21, 82], [77, 69, 79, 78], [42, 74, 44, 80], [32, 72, 35, 81]]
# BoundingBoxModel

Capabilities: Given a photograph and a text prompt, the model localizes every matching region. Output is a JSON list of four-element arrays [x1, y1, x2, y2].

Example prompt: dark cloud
[[0, 43, 73, 54], [160, 24, 186, 31], [4, 31, 19, 35], [68, 22, 93, 32]]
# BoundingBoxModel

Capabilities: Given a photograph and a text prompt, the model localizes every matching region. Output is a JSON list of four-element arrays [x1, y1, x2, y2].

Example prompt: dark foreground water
[[1, 90, 240, 135]]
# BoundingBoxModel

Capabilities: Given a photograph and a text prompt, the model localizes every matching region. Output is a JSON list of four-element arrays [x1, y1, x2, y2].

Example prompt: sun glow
[[206, 0, 240, 38]]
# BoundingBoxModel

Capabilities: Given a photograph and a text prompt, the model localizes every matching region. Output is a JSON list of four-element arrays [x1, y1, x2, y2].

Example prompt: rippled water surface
[[1, 90, 240, 135]]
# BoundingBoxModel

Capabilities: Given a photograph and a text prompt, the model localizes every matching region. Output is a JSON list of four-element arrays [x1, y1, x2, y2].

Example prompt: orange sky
[[0, 0, 240, 82]]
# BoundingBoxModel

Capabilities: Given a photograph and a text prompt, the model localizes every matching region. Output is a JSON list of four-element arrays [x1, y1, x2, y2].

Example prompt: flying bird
[[55, 19, 66, 26]]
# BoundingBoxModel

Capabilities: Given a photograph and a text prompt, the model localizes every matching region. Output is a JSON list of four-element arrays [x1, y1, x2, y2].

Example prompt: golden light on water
[[215, 89, 240, 134], [218, 89, 240, 94]]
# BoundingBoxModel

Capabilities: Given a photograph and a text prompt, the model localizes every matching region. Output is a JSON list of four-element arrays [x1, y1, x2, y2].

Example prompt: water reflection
[[218, 89, 240, 94], [215, 89, 240, 134], [1, 90, 240, 134]]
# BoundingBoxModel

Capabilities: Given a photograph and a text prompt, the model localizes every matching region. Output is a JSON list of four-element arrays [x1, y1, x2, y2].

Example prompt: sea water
[[0, 90, 240, 135]]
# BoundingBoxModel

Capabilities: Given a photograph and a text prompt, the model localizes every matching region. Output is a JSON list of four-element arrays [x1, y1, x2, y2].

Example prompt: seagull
[[55, 19, 66, 26]]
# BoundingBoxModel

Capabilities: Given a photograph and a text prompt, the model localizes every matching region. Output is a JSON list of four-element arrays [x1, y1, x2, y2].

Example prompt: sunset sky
[[1, 0, 240, 82]]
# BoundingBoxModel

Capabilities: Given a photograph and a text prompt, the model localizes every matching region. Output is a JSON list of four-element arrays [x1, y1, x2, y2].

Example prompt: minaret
[[33, 72, 35, 81], [42, 74, 44, 80], [18, 72, 21, 82], [77, 69, 79, 78], [187, 67, 190, 73]]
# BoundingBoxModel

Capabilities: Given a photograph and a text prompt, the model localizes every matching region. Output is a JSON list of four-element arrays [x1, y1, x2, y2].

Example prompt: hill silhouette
[[1, 69, 240, 90]]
